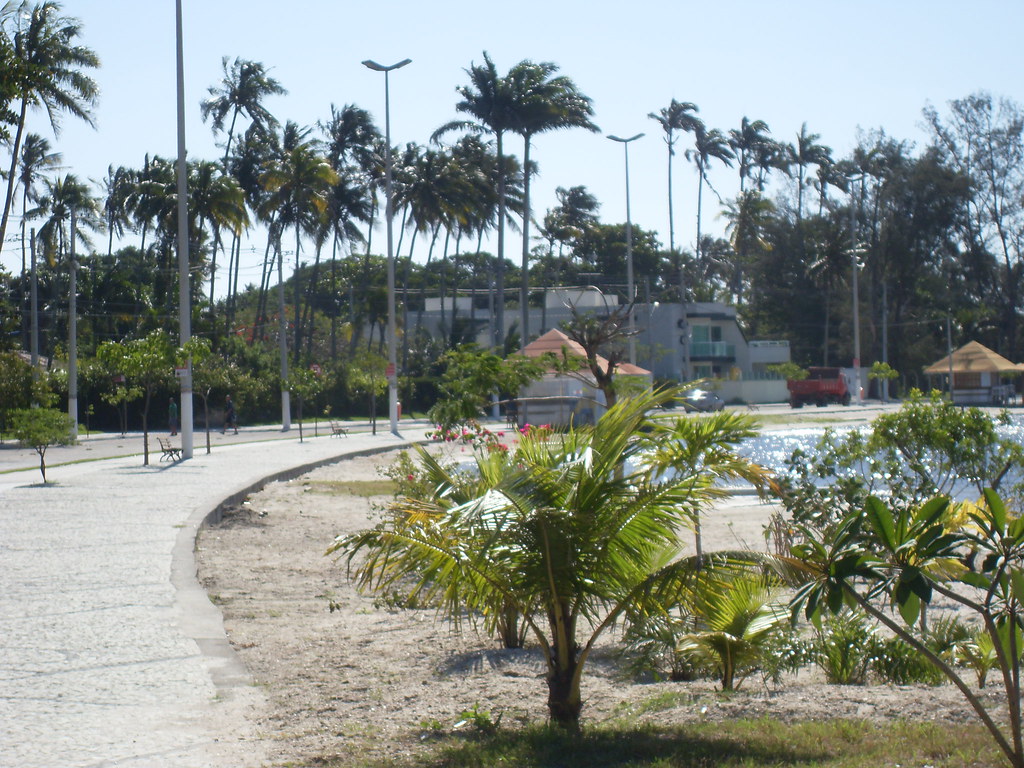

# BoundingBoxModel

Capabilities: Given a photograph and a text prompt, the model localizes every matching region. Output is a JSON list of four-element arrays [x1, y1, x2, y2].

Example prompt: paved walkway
[[0, 424, 430, 768]]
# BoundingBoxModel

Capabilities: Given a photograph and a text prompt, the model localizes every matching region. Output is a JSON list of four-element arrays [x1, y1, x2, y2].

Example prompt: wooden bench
[[329, 421, 349, 438], [157, 437, 182, 461]]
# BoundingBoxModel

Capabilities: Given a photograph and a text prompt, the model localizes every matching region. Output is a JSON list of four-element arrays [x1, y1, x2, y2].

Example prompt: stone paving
[[0, 424, 428, 768]]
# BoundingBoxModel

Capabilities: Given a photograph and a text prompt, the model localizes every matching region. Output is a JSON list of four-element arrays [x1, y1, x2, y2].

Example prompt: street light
[[848, 176, 864, 406], [363, 58, 410, 436], [607, 133, 644, 365], [175, 0, 193, 457]]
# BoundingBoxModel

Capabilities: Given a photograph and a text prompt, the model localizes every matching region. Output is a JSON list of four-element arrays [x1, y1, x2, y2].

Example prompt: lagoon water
[[734, 415, 1024, 493]]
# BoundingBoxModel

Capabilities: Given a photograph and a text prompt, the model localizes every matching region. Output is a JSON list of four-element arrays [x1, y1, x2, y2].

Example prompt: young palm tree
[[507, 59, 598, 347], [331, 388, 761, 727], [648, 99, 700, 256], [0, 1, 99, 256]]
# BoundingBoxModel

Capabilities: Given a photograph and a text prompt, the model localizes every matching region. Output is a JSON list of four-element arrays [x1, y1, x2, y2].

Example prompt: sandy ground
[[196, 442, 998, 767]]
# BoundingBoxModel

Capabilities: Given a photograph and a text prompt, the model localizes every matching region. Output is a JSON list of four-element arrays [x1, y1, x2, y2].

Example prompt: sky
[[2, 0, 1022, 298]]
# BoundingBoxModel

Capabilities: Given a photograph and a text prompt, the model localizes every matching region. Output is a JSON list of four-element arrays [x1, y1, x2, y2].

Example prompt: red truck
[[787, 367, 851, 408]]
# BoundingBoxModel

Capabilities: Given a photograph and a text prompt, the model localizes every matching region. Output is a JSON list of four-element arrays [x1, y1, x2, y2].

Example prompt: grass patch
[[317, 719, 998, 768], [306, 479, 396, 497]]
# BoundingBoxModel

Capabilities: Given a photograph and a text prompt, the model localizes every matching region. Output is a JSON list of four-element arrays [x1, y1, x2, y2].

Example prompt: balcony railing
[[689, 341, 735, 358]]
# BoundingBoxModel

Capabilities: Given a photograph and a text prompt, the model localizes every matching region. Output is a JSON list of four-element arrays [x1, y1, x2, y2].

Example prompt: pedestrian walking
[[168, 397, 179, 436]]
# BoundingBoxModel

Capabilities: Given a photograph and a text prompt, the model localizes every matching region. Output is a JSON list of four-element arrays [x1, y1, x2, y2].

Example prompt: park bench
[[157, 437, 182, 461], [329, 421, 349, 437]]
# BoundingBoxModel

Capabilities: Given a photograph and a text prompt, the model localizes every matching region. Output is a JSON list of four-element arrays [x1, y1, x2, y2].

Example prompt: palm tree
[[100, 164, 132, 258], [789, 123, 832, 225], [15, 132, 60, 347], [200, 57, 286, 169], [685, 122, 734, 297], [728, 117, 772, 193], [201, 57, 284, 321], [0, 2, 99, 256], [648, 99, 700, 256], [187, 160, 247, 305], [723, 190, 776, 308], [29, 172, 101, 357], [331, 388, 761, 727], [433, 52, 519, 350], [258, 122, 338, 366], [507, 60, 598, 347]]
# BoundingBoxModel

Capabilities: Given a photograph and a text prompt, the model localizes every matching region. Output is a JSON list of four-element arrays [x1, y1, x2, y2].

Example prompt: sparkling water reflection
[[735, 415, 1024, 489]]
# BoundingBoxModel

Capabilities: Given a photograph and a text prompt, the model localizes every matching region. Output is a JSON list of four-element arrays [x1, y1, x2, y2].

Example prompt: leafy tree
[[556, 303, 638, 410], [347, 350, 387, 433], [782, 491, 1024, 768], [427, 344, 548, 430], [0, 351, 34, 438], [180, 337, 229, 454], [9, 406, 73, 482], [778, 390, 1024, 534], [288, 365, 324, 443], [332, 389, 760, 727], [98, 330, 173, 465]]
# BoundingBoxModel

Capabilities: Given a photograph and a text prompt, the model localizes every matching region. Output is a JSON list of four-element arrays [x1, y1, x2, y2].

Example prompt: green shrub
[[870, 636, 945, 686], [814, 609, 875, 685]]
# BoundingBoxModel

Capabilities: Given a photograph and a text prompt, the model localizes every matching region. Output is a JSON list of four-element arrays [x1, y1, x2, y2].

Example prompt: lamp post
[[363, 58, 410, 437], [175, 0, 193, 457], [607, 133, 643, 365], [848, 177, 863, 406], [68, 211, 77, 439]]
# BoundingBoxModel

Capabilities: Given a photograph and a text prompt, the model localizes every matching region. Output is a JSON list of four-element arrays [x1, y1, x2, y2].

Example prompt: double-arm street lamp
[[363, 58, 410, 436], [607, 133, 644, 365]]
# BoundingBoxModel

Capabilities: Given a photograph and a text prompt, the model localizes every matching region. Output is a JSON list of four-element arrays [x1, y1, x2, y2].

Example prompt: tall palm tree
[[28, 172, 100, 357], [227, 123, 277, 331], [648, 99, 700, 256], [0, 1, 99, 256], [100, 164, 132, 258], [507, 59, 598, 347], [433, 52, 519, 350], [685, 122, 734, 297], [723, 190, 775, 309], [259, 122, 338, 365], [201, 58, 284, 320], [789, 123, 832, 225], [200, 57, 286, 169], [15, 132, 60, 348], [187, 160, 247, 305], [728, 117, 772, 193]]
